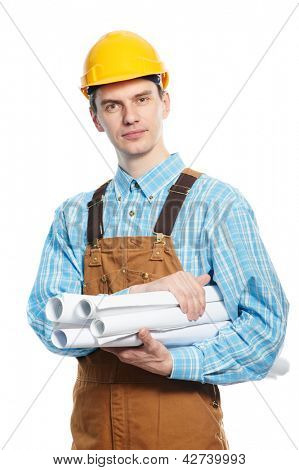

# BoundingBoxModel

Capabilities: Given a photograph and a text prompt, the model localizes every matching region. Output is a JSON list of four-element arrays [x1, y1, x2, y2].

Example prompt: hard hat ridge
[[86, 73, 162, 96]]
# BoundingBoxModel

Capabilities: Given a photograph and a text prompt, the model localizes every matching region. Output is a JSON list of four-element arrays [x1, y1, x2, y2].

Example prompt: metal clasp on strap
[[169, 184, 190, 196], [91, 238, 100, 248], [152, 232, 167, 245], [89, 238, 102, 266], [87, 194, 105, 209], [150, 232, 166, 260]]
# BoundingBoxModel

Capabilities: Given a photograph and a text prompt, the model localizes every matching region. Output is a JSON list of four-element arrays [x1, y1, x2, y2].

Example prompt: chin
[[119, 142, 153, 156]]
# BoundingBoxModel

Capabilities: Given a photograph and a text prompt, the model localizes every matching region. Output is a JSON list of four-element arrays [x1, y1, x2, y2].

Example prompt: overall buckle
[[153, 232, 167, 245], [169, 184, 190, 196], [151, 232, 166, 260], [89, 238, 102, 266]]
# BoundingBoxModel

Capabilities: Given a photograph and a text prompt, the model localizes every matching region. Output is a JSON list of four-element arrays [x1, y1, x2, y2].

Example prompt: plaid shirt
[[27, 152, 289, 384]]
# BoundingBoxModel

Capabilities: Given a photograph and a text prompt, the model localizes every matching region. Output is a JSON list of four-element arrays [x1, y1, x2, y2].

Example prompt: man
[[27, 30, 289, 450]]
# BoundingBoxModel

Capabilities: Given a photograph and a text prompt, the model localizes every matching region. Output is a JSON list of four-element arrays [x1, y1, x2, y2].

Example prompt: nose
[[122, 103, 140, 125]]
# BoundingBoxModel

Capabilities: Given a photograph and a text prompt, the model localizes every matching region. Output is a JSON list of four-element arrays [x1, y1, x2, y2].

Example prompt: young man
[[27, 30, 289, 450]]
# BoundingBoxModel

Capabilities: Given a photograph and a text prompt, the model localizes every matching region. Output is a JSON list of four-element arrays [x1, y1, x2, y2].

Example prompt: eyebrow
[[100, 89, 153, 106]]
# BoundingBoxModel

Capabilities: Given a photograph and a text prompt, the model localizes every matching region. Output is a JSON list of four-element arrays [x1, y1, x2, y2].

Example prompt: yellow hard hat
[[80, 30, 169, 99]]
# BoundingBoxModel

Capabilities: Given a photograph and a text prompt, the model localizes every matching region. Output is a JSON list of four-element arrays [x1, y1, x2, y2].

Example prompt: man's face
[[90, 78, 170, 157]]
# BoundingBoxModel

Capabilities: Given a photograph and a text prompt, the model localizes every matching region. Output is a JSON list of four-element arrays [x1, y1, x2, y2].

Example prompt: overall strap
[[153, 168, 202, 236], [87, 179, 112, 246]]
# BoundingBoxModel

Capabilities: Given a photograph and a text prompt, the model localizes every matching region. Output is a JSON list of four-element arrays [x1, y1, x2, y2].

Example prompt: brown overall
[[70, 167, 229, 450]]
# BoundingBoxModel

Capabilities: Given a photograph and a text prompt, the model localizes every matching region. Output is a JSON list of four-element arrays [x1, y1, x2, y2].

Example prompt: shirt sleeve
[[167, 196, 289, 384], [26, 200, 130, 357]]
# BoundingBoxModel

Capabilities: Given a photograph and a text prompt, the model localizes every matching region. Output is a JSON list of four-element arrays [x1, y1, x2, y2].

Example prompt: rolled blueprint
[[266, 357, 290, 378], [45, 285, 224, 325], [45, 292, 173, 324], [51, 326, 99, 349], [46, 294, 99, 324], [52, 320, 231, 349], [97, 320, 231, 347], [90, 301, 229, 338], [94, 285, 223, 315], [51, 325, 290, 383]]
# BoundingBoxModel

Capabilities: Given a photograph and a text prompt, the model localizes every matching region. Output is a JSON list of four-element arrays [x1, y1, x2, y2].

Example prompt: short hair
[[88, 74, 165, 114]]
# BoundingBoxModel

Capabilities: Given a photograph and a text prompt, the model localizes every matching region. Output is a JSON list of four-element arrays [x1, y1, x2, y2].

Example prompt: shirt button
[[149, 195, 153, 200], [117, 196, 121, 201], [134, 181, 140, 188], [129, 210, 135, 217]]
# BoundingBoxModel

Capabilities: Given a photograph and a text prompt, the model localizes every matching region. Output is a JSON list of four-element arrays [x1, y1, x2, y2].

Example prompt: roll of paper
[[45, 285, 223, 324], [97, 320, 231, 347], [51, 327, 99, 349], [52, 320, 231, 348], [46, 295, 100, 324], [90, 301, 229, 338], [95, 285, 223, 314]]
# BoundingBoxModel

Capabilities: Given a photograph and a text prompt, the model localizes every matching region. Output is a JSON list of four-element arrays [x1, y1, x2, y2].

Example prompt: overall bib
[[70, 168, 229, 450]]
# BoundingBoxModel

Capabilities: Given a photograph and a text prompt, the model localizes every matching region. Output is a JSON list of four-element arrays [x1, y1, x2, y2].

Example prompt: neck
[[116, 142, 170, 179]]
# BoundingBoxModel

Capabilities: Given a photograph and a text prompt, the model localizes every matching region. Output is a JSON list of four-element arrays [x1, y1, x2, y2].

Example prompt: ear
[[162, 92, 170, 119], [89, 107, 105, 133]]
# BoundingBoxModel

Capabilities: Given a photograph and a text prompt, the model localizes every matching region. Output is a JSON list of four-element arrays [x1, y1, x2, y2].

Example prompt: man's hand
[[102, 272, 211, 375], [129, 271, 211, 320], [100, 328, 173, 376]]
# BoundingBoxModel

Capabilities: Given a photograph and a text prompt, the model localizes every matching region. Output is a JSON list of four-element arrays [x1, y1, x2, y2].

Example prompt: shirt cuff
[[166, 346, 205, 382]]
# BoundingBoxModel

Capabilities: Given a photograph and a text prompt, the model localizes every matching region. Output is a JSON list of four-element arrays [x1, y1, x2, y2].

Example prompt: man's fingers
[[138, 328, 152, 344], [138, 328, 160, 352], [174, 273, 209, 320], [196, 273, 211, 286]]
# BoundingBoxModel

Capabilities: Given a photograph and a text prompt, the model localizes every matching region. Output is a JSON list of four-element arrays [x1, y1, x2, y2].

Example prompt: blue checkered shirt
[[27, 152, 289, 384]]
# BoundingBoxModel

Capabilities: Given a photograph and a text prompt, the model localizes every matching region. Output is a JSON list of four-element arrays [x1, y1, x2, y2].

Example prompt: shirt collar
[[113, 152, 186, 203]]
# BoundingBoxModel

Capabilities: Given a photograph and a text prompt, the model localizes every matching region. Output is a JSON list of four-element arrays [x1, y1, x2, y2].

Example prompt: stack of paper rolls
[[45, 285, 231, 348]]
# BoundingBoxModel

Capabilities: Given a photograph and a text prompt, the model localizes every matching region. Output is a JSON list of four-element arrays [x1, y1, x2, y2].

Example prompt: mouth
[[122, 130, 147, 140]]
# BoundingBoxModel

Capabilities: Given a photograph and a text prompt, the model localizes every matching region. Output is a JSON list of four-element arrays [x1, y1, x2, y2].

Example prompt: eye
[[138, 97, 150, 103], [105, 103, 119, 112]]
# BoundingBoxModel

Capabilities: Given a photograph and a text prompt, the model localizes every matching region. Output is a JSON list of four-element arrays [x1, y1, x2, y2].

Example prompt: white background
[[0, 0, 298, 465]]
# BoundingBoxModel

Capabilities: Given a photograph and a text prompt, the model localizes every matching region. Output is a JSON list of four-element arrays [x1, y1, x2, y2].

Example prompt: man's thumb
[[196, 273, 211, 286]]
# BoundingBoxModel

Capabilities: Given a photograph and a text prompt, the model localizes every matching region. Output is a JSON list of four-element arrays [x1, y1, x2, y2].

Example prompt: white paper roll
[[95, 285, 223, 314], [45, 286, 224, 325], [97, 320, 231, 347], [51, 327, 99, 348], [52, 321, 231, 348], [90, 301, 229, 338], [46, 294, 99, 324]]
